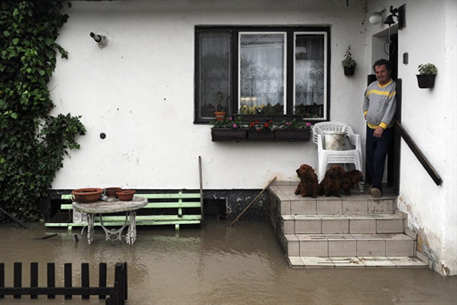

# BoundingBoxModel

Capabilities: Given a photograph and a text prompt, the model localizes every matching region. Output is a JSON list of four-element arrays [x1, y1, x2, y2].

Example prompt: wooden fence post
[[30, 262, 38, 299]]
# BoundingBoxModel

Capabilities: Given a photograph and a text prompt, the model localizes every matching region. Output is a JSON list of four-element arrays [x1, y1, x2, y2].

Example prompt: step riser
[[283, 218, 404, 234], [281, 199, 395, 216], [287, 238, 415, 257]]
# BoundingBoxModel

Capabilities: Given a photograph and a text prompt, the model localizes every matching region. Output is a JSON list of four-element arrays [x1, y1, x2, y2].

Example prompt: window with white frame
[[195, 26, 330, 123]]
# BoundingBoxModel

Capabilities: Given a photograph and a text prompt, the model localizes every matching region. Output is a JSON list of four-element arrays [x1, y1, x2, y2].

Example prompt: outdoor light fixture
[[383, 5, 406, 29], [90, 32, 108, 48], [368, 9, 385, 25]]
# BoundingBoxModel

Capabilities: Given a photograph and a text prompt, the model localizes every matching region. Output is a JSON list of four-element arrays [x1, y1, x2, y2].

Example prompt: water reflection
[[0, 220, 456, 305]]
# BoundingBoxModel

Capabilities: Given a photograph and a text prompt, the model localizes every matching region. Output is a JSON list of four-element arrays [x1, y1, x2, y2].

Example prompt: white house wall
[[49, 0, 456, 274], [49, 0, 367, 190], [367, 0, 457, 275]]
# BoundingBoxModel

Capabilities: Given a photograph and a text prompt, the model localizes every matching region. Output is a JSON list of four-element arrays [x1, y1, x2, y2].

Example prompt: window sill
[[211, 128, 311, 142]]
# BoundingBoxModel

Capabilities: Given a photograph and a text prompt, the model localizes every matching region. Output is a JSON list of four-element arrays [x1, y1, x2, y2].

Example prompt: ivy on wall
[[0, 0, 85, 222]]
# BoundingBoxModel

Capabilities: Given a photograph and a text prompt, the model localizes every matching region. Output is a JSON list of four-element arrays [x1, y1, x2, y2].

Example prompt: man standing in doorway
[[363, 59, 396, 198]]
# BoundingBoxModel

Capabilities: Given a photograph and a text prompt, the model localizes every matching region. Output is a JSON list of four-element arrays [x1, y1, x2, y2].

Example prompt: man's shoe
[[371, 187, 382, 198]]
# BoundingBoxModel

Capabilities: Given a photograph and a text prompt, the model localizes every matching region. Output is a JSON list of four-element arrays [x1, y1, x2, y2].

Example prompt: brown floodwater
[[0, 220, 456, 305]]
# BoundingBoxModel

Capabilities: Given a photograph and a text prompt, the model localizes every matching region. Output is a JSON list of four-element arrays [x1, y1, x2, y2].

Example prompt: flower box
[[211, 128, 247, 141], [275, 129, 311, 141], [247, 131, 275, 140]]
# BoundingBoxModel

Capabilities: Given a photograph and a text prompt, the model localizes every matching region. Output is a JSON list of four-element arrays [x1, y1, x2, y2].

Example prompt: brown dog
[[318, 165, 346, 197], [294, 164, 319, 198], [342, 170, 363, 195]]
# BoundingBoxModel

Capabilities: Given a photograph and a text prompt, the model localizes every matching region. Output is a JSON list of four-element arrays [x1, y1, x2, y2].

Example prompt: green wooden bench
[[45, 191, 203, 231]]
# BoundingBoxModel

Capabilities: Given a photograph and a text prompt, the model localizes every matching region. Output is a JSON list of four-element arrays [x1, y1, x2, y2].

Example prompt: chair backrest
[[312, 122, 354, 144]]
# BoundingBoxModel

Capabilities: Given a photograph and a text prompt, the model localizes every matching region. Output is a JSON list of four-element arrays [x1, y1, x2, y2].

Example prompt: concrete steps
[[269, 182, 428, 269]]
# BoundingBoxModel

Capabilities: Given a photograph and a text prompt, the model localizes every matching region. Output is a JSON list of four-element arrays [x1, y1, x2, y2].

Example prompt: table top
[[73, 196, 148, 214]]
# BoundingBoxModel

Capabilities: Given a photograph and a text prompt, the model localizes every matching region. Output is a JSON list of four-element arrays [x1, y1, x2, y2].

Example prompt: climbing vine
[[0, 0, 85, 222]]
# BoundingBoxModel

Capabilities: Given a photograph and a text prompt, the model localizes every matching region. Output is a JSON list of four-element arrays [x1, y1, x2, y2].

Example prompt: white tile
[[294, 215, 321, 234], [330, 257, 365, 268], [301, 257, 334, 268], [388, 256, 428, 268], [359, 256, 396, 267]]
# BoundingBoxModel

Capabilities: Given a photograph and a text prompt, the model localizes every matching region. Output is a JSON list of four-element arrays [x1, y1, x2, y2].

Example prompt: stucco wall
[[367, 0, 457, 275], [49, 0, 367, 190], [49, 0, 456, 274]]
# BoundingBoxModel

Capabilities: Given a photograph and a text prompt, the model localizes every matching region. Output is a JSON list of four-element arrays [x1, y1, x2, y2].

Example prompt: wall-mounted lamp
[[384, 5, 406, 29], [368, 9, 385, 25], [90, 32, 108, 48]]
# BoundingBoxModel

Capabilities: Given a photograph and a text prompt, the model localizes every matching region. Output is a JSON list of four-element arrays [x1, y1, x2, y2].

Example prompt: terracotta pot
[[214, 111, 227, 121], [116, 189, 136, 201], [71, 188, 103, 203], [105, 187, 122, 198]]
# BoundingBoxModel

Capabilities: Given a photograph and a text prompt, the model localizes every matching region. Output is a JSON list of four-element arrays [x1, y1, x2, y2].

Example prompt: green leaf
[[12, 38, 19, 45], [13, 8, 19, 16], [44, 38, 54, 46], [4, 30, 10, 37]]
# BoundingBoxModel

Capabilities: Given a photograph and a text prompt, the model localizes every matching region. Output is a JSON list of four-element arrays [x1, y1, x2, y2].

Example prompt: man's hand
[[374, 127, 384, 138]]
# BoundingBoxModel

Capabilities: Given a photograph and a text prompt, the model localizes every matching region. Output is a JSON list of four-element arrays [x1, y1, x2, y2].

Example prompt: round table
[[73, 196, 148, 244]]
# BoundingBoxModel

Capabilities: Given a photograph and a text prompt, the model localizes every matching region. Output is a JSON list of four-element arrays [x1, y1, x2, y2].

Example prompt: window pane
[[294, 33, 325, 118], [239, 33, 285, 115], [198, 33, 231, 119]]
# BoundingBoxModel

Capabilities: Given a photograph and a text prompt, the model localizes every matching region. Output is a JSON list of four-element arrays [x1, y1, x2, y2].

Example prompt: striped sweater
[[363, 79, 396, 129]]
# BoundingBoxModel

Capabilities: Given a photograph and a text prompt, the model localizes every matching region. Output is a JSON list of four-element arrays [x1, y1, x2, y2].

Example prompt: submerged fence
[[0, 262, 127, 305]]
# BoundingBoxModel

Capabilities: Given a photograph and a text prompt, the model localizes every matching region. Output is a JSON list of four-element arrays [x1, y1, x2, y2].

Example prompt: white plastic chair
[[312, 122, 363, 182]]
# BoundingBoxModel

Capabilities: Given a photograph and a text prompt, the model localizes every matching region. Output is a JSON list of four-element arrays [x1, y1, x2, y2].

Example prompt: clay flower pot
[[105, 187, 122, 198], [72, 188, 103, 203], [116, 190, 136, 201]]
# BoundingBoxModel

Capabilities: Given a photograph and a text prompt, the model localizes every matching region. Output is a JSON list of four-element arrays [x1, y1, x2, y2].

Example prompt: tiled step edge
[[282, 214, 405, 235], [285, 233, 416, 257], [287, 256, 428, 268]]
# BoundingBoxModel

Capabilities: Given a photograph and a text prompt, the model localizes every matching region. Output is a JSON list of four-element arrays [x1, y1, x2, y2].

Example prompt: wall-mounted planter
[[275, 129, 310, 141], [416, 74, 436, 89], [248, 131, 275, 140], [211, 128, 247, 141], [211, 128, 310, 142]]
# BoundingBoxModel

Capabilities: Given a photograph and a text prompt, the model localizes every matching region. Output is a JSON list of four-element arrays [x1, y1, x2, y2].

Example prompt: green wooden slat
[[45, 219, 201, 228], [145, 202, 201, 208], [136, 193, 200, 199], [93, 215, 201, 222], [51, 192, 203, 230], [61, 202, 201, 210]]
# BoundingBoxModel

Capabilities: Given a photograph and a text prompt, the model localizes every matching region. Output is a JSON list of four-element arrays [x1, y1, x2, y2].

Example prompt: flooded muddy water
[[0, 220, 456, 305]]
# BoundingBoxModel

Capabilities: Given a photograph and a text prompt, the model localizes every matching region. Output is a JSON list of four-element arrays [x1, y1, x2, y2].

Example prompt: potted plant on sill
[[211, 116, 247, 141], [342, 45, 357, 76], [214, 91, 229, 121], [248, 119, 275, 139], [275, 119, 312, 141], [417, 63, 437, 89]]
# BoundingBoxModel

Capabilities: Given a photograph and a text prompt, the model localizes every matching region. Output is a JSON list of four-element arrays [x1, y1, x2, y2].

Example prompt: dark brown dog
[[294, 164, 318, 198], [342, 170, 363, 195], [318, 165, 346, 197]]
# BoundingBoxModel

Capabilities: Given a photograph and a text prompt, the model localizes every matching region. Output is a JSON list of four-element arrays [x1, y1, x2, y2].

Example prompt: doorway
[[368, 29, 401, 195]]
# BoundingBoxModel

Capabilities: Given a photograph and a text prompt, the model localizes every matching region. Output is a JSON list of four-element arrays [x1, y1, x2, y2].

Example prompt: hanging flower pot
[[344, 66, 355, 76], [416, 74, 436, 89], [417, 63, 437, 89]]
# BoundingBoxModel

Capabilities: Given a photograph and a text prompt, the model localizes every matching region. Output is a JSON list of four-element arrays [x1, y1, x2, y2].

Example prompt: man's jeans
[[366, 126, 394, 190]]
